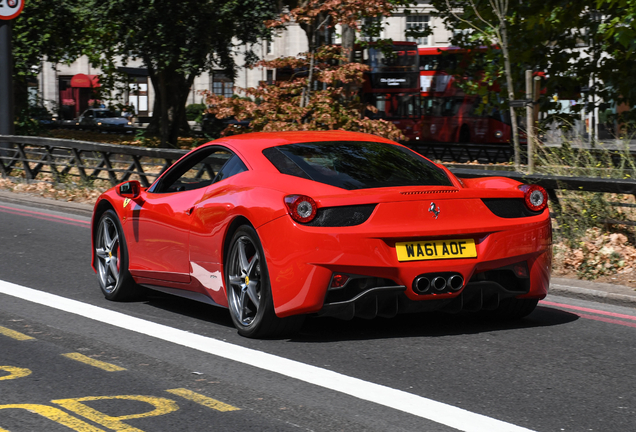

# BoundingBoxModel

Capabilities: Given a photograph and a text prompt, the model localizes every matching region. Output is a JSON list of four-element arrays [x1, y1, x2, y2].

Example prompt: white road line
[[0, 280, 536, 432]]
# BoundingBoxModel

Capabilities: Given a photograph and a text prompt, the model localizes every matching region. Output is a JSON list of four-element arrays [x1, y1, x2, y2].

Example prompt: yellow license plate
[[396, 239, 477, 262]]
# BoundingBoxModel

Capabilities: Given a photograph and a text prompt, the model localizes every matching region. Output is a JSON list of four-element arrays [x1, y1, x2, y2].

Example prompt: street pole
[[0, 19, 14, 138], [525, 70, 534, 174]]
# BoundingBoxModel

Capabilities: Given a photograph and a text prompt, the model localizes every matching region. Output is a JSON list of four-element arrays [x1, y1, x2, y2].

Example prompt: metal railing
[[1, 135, 635, 225], [0, 135, 187, 187], [449, 167, 636, 226]]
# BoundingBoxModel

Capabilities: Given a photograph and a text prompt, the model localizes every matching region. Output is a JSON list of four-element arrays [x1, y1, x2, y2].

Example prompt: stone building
[[35, 2, 452, 121]]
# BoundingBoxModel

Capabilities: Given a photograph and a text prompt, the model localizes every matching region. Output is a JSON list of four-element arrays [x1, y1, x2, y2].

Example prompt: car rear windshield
[[262, 141, 452, 190]]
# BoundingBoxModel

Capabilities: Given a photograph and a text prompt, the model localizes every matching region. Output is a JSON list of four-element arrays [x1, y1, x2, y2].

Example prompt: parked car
[[31, 107, 59, 127], [78, 108, 133, 130], [201, 113, 250, 137], [91, 130, 552, 338]]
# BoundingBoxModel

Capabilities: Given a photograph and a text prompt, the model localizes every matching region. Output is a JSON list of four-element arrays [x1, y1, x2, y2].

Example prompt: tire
[[225, 225, 304, 338], [492, 298, 539, 320], [94, 209, 142, 301]]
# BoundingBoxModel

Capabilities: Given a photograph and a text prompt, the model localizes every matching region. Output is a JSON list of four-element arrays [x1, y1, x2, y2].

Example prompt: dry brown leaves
[[554, 227, 636, 283], [0, 177, 105, 205]]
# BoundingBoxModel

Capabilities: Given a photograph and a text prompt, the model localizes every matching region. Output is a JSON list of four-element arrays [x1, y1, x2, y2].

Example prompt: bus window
[[368, 47, 418, 73], [366, 94, 420, 119], [441, 98, 462, 117], [419, 55, 439, 71]]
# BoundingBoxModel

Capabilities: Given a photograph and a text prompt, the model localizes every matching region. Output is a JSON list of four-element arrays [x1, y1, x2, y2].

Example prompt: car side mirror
[[117, 180, 141, 199]]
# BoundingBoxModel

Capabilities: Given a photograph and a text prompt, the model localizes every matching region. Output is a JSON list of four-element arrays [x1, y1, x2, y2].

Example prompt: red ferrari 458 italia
[[91, 130, 551, 338]]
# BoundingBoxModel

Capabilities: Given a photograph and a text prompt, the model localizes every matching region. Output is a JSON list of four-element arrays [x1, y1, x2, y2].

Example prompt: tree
[[202, 46, 404, 140], [430, 0, 530, 168], [86, 0, 277, 147], [12, 0, 87, 114], [432, 1, 636, 151], [202, 0, 429, 140]]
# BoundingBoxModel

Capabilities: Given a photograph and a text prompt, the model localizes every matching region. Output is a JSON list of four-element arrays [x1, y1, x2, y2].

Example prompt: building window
[[213, 73, 233, 98], [128, 78, 149, 117], [406, 15, 430, 46]]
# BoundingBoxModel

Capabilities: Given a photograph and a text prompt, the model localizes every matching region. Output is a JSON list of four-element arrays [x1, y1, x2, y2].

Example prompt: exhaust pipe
[[447, 274, 464, 291], [413, 276, 430, 294], [432, 276, 446, 291]]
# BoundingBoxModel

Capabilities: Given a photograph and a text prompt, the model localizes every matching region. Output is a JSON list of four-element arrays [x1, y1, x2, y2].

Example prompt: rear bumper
[[315, 263, 546, 320], [258, 205, 551, 317]]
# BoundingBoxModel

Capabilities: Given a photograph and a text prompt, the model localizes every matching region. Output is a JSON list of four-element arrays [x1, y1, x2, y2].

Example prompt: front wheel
[[225, 225, 303, 338], [94, 209, 141, 301]]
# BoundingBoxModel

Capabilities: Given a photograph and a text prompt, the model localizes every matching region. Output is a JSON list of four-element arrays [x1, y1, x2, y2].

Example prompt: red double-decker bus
[[354, 42, 422, 141], [418, 46, 513, 144]]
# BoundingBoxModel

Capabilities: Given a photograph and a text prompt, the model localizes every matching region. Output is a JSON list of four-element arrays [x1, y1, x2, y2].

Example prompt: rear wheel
[[94, 209, 141, 301], [493, 298, 538, 319], [225, 225, 303, 338]]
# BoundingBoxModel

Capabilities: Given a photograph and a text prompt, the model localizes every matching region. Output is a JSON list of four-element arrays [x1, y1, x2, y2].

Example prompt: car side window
[[151, 147, 237, 193], [213, 155, 248, 184]]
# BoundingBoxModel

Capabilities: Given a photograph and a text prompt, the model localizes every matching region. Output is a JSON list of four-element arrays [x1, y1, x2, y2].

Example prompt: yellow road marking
[[0, 326, 34, 341], [53, 395, 178, 432], [62, 353, 126, 372], [0, 366, 32, 381], [0, 404, 105, 431], [166, 388, 240, 412]]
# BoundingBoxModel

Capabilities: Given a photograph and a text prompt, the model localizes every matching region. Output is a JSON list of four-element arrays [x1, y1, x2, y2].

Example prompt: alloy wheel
[[227, 235, 262, 327], [95, 215, 120, 293]]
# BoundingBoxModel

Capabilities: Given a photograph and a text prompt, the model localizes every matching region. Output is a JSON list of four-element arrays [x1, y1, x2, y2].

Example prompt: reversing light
[[519, 184, 548, 212], [285, 195, 317, 223], [330, 274, 349, 288], [513, 262, 529, 278]]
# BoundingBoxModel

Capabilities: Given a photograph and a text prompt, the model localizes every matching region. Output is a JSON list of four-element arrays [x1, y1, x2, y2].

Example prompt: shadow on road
[[291, 305, 578, 342], [132, 289, 579, 343]]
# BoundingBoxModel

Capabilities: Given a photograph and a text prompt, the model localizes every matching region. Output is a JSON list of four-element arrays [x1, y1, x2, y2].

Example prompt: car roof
[[202, 130, 403, 174], [212, 130, 396, 152]]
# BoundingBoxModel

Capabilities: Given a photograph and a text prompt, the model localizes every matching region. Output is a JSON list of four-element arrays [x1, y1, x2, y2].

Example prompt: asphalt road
[[0, 200, 635, 432]]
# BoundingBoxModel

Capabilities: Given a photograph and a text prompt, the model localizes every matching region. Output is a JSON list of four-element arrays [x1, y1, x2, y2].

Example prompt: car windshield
[[94, 111, 119, 118], [262, 141, 452, 190]]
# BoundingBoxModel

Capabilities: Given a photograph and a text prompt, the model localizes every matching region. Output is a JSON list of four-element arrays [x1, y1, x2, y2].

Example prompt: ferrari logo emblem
[[123, 198, 131, 208], [428, 202, 440, 219]]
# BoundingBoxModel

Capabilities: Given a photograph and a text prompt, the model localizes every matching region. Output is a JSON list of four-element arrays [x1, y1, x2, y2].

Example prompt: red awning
[[70, 74, 100, 88]]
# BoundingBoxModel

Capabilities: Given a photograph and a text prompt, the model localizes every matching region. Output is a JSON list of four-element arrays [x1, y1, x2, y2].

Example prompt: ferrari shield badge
[[123, 198, 131, 208], [428, 202, 440, 219]]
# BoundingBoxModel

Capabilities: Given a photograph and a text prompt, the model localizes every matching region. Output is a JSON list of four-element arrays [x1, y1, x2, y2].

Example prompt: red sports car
[[91, 131, 551, 338]]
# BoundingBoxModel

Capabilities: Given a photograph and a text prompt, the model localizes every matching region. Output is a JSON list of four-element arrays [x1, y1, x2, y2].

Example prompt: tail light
[[285, 195, 317, 223], [519, 184, 548, 212]]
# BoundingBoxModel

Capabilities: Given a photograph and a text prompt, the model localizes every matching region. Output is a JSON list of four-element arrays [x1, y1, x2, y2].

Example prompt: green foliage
[[533, 139, 636, 248], [429, 1, 636, 124], [185, 104, 207, 122], [69, 0, 278, 147], [12, 0, 87, 79], [13, 107, 48, 136]]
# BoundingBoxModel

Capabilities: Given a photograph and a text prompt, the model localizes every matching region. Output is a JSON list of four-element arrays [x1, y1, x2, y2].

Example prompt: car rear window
[[262, 141, 451, 190]]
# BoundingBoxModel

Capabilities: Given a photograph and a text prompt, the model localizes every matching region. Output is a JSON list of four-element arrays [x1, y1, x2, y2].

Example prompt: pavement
[[1, 189, 635, 309]]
